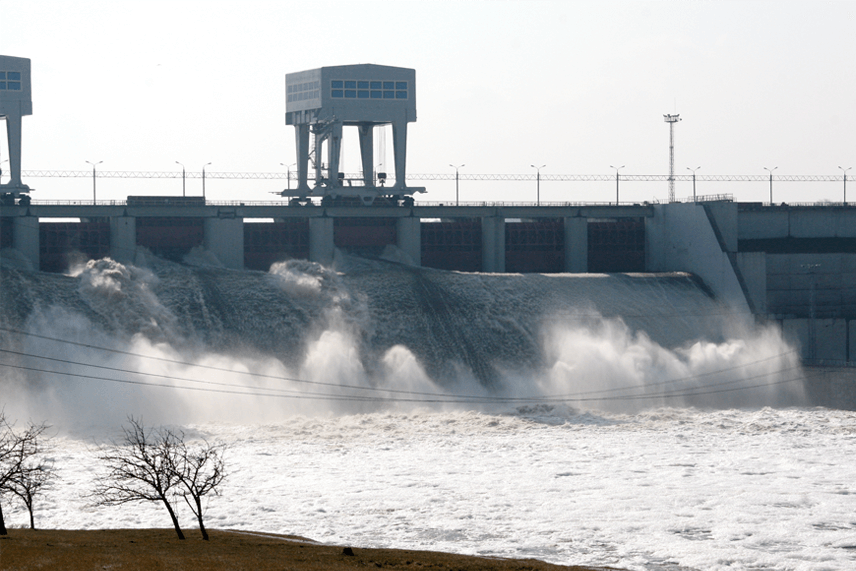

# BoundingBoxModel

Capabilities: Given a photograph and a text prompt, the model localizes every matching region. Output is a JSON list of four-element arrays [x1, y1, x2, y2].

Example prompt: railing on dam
[[14, 197, 732, 208]]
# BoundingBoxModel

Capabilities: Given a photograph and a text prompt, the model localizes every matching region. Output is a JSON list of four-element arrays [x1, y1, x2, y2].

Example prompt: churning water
[[3, 251, 852, 570]]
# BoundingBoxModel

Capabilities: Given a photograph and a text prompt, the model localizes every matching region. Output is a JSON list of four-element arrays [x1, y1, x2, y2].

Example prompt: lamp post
[[687, 166, 701, 202], [610, 165, 625, 205], [176, 161, 186, 196], [281, 162, 296, 190], [531, 164, 546, 206], [450, 163, 465, 206], [839, 166, 851, 204], [85, 160, 103, 204], [202, 162, 212, 200], [764, 166, 778, 204]]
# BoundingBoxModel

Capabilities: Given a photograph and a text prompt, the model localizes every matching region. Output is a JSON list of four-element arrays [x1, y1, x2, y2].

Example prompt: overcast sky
[[1, 0, 854, 204]]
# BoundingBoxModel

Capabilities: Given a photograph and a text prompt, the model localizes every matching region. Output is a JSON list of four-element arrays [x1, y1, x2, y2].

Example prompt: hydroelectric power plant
[[4, 57, 856, 571], [0, 58, 854, 411]]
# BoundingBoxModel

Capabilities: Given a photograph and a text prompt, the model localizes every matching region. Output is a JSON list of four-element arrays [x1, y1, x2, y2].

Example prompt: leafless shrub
[[91, 417, 227, 541], [0, 411, 53, 534], [171, 436, 227, 540], [91, 417, 187, 539]]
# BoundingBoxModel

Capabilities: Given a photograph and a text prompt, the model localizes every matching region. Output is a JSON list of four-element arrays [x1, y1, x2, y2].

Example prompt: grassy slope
[[0, 529, 615, 571]]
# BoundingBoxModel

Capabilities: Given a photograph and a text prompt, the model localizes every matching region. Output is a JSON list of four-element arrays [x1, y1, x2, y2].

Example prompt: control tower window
[[331, 79, 407, 100], [287, 80, 320, 102], [0, 71, 22, 90]]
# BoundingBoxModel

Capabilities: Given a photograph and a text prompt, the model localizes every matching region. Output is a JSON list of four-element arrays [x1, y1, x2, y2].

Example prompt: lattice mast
[[664, 114, 681, 202]]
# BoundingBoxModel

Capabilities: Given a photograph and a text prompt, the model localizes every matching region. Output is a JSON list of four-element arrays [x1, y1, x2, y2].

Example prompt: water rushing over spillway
[[0, 250, 804, 425]]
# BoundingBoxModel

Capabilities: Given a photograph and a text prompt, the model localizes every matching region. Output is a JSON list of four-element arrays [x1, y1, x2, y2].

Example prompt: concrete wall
[[766, 253, 856, 317], [309, 217, 334, 266], [109, 216, 136, 263], [738, 206, 856, 239], [782, 318, 850, 362], [481, 216, 505, 273], [204, 217, 245, 270], [12, 216, 39, 270], [736, 252, 767, 314], [397, 217, 421, 266], [704, 201, 738, 252], [646, 203, 749, 312], [563, 217, 587, 273], [851, 320, 855, 363]]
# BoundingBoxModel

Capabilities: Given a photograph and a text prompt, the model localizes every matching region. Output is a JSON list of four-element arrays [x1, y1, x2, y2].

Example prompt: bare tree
[[9, 450, 55, 530], [91, 417, 187, 540], [0, 412, 14, 536], [171, 435, 227, 541], [0, 413, 52, 535]]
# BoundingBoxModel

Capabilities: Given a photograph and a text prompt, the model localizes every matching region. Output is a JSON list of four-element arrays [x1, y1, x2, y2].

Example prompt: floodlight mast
[[664, 114, 681, 203]]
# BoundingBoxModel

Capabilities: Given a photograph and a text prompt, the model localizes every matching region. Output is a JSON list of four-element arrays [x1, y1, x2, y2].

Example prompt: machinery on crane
[[0, 55, 33, 205], [283, 64, 425, 206]]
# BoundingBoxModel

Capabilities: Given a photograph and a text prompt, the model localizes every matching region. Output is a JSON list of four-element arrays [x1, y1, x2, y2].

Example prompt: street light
[[687, 166, 701, 202], [202, 162, 212, 200], [450, 163, 465, 206], [176, 161, 186, 196], [85, 160, 103, 204], [610, 165, 625, 205], [763, 166, 778, 204], [839, 166, 851, 204], [281, 162, 296, 190], [531, 164, 546, 206]]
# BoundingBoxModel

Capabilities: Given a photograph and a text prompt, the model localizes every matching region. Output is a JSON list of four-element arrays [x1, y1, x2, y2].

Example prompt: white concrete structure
[[646, 202, 751, 314], [563, 217, 588, 273], [204, 217, 244, 270], [284, 64, 423, 204], [396, 217, 421, 266], [109, 216, 137, 263], [0, 55, 32, 200]]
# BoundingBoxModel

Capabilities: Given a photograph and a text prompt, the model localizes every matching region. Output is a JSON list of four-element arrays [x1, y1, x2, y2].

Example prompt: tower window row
[[286, 79, 321, 103], [330, 80, 407, 100]]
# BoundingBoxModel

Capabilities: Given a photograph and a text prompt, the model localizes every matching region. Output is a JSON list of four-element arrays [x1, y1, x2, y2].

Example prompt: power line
[[19, 170, 850, 183], [0, 357, 808, 405], [0, 328, 805, 404], [0, 345, 801, 402]]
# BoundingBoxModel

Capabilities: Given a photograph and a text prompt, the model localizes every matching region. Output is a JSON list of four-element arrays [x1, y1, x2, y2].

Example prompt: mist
[[0, 252, 806, 431]]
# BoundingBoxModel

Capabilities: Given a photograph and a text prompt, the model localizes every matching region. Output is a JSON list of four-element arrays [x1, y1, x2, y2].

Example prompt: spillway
[[0, 252, 805, 425]]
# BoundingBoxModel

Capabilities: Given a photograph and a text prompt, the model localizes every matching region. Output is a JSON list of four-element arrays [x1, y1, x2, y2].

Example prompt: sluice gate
[[39, 221, 110, 273], [421, 220, 482, 272], [244, 220, 310, 272], [0, 203, 654, 274]]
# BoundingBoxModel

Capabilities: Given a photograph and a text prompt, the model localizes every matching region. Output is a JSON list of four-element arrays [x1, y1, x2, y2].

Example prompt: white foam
[[4, 407, 855, 571]]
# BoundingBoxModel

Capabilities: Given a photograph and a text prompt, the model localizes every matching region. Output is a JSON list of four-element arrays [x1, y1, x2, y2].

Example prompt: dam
[[1, 57, 854, 409], [1, 198, 855, 373]]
